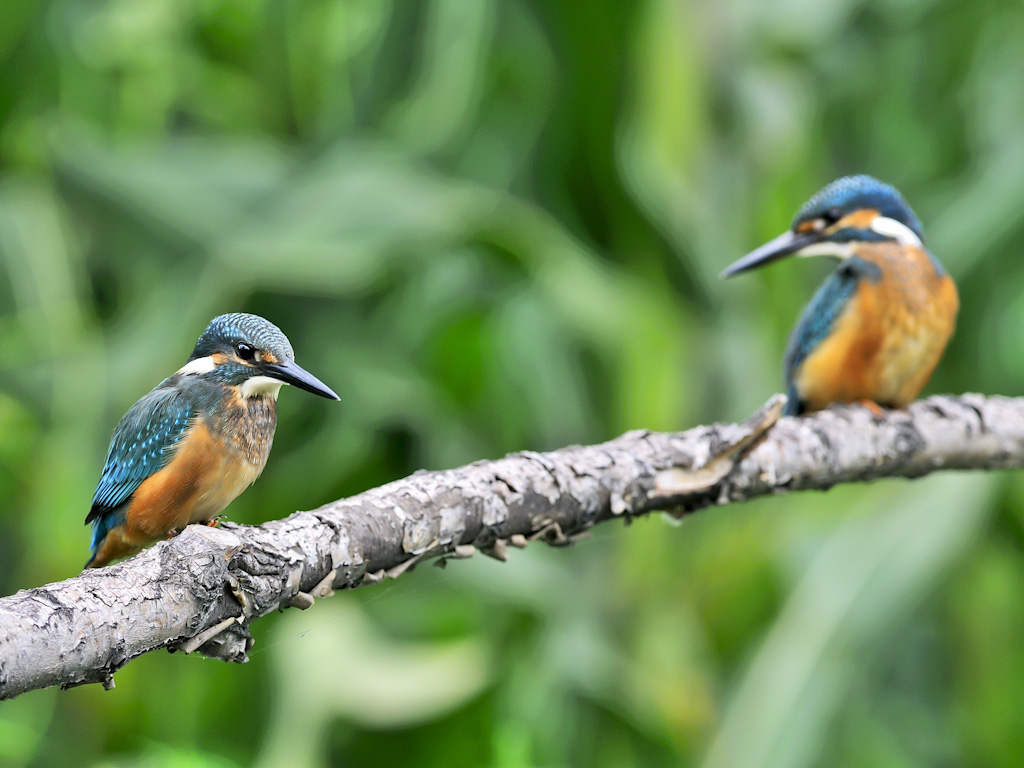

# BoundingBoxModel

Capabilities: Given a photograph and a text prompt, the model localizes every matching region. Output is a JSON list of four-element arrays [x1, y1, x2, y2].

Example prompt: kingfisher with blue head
[[722, 175, 958, 416], [84, 313, 340, 568]]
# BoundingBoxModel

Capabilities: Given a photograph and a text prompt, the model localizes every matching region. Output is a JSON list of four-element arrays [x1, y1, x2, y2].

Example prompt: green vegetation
[[1, 0, 1023, 766]]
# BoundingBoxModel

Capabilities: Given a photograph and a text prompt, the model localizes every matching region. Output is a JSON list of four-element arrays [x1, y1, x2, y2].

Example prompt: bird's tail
[[85, 512, 123, 569], [783, 382, 803, 417]]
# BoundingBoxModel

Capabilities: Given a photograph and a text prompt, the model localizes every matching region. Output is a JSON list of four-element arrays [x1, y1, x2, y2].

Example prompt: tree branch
[[1, 393, 1021, 700]]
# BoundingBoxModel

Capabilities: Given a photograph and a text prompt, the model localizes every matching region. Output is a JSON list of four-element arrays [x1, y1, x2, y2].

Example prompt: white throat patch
[[177, 356, 217, 375], [870, 216, 922, 247], [239, 376, 285, 399], [797, 240, 855, 259]]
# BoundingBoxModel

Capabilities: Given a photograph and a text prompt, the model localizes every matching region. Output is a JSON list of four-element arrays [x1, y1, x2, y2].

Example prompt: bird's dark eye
[[236, 343, 255, 361], [822, 207, 842, 224]]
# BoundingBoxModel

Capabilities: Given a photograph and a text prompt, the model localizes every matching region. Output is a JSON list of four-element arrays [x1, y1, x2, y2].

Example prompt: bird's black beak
[[264, 359, 340, 400], [720, 229, 824, 278]]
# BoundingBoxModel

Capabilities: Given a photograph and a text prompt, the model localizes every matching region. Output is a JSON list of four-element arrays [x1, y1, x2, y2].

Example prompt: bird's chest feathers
[[189, 394, 279, 515], [206, 394, 278, 470], [851, 252, 956, 364]]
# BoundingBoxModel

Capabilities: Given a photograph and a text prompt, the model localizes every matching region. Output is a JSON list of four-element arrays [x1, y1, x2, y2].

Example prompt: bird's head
[[177, 313, 339, 400], [721, 175, 924, 277]]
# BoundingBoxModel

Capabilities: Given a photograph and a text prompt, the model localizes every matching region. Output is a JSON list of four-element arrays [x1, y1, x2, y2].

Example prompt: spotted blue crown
[[794, 175, 924, 242], [191, 313, 295, 362]]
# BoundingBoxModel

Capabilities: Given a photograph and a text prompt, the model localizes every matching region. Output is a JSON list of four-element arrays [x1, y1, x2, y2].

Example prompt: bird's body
[[784, 243, 957, 413], [722, 176, 958, 416], [85, 313, 339, 568]]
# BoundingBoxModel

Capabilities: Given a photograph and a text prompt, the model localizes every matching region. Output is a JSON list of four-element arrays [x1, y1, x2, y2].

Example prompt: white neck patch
[[177, 356, 217, 376], [239, 375, 285, 399], [870, 216, 922, 247]]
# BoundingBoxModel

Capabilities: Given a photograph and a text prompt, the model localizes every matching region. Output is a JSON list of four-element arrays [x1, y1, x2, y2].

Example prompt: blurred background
[[1, 0, 1023, 766]]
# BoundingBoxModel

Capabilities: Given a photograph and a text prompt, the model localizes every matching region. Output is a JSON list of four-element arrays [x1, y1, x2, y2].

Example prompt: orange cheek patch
[[836, 209, 878, 231]]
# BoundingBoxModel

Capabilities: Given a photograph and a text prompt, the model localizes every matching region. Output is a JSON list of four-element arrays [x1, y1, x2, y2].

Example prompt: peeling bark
[[1, 393, 1021, 700]]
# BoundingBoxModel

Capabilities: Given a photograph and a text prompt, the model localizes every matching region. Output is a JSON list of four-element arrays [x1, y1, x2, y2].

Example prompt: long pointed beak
[[264, 359, 340, 400], [720, 230, 823, 278]]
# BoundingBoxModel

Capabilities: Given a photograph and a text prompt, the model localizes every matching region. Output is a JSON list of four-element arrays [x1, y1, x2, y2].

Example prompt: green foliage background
[[1, 0, 1023, 766]]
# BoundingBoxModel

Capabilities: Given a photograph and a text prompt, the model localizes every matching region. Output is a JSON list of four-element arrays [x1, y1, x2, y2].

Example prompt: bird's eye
[[236, 343, 256, 361], [822, 207, 842, 225]]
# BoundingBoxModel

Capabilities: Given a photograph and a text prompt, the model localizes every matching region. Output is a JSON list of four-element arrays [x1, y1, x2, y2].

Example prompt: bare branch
[[1, 393, 1021, 700]]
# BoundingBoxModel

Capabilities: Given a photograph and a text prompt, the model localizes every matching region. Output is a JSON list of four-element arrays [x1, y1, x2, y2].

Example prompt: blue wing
[[86, 386, 195, 524], [782, 257, 881, 415]]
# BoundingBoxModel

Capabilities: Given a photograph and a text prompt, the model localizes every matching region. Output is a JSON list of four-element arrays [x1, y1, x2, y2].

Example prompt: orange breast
[[123, 419, 267, 542], [794, 245, 958, 411]]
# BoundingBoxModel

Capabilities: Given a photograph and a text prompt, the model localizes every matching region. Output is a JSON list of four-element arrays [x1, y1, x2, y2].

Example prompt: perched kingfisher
[[84, 313, 339, 568], [722, 175, 958, 416]]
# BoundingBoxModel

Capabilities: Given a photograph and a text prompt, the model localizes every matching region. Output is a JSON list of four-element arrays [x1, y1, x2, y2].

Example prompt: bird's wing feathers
[[783, 264, 861, 390], [782, 256, 884, 415], [85, 387, 195, 522]]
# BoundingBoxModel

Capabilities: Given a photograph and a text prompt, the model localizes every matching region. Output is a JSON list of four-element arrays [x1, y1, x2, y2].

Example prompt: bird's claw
[[855, 399, 887, 418]]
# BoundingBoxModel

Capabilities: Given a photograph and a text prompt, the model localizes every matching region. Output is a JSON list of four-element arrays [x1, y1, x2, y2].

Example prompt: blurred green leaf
[[702, 474, 995, 768]]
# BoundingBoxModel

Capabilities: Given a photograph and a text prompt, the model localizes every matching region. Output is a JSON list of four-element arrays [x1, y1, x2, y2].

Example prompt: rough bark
[[1, 393, 1021, 700]]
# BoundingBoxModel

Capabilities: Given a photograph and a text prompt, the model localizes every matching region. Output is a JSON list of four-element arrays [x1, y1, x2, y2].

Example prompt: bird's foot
[[205, 515, 224, 528], [855, 399, 887, 418], [165, 528, 182, 540]]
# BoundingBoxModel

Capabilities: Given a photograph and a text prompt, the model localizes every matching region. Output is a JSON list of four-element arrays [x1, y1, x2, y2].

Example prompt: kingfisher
[[721, 175, 958, 416], [84, 313, 339, 568]]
